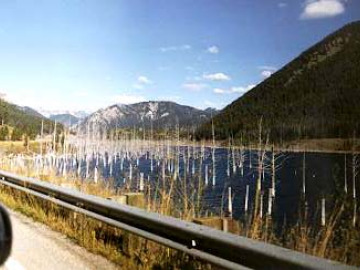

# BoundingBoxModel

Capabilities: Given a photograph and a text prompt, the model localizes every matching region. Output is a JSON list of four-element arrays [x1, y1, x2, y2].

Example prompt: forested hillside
[[0, 99, 57, 140], [196, 21, 360, 142]]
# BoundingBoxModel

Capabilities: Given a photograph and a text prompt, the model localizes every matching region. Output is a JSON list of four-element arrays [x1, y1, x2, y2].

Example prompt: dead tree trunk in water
[[254, 117, 267, 220]]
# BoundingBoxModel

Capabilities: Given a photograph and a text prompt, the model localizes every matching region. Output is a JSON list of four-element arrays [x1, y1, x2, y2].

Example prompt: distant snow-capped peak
[[38, 109, 90, 119]]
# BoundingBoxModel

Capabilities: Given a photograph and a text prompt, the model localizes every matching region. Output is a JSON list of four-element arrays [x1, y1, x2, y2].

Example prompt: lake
[[72, 145, 358, 226]]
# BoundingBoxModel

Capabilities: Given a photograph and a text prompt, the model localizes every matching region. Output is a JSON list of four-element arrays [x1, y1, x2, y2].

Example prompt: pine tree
[[0, 126, 9, 141], [11, 127, 23, 141]]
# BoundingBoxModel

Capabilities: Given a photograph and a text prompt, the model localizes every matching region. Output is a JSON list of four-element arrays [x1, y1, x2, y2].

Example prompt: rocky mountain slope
[[77, 101, 217, 133]]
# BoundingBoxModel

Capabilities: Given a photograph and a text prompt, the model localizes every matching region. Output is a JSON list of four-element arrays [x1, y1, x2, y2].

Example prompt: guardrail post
[[222, 218, 228, 233]]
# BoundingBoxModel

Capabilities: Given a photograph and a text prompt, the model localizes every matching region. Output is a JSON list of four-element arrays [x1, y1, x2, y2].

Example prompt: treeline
[[0, 125, 31, 141], [84, 126, 197, 141], [195, 21, 360, 143]]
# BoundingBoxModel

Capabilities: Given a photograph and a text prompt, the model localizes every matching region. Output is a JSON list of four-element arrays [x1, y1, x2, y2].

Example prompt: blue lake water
[[70, 146, 358, 225]]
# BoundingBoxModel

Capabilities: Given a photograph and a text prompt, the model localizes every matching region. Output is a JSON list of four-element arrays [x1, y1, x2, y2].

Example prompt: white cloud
[[182, 83, 207, 91], [207, 46, 219, 54], [278, 2, 287, 8], [203, 72, 231, 81], [259, 66, 276, 78], [113, 94, 146, 104], [137, 76, 152, 84], [261, 70, 273, 78], [160, 44, 191, 52], [213, 88, 226, 94], [213, 84, 256, 95], [300, 0, 346, 19], [133, 75, 153, 90]]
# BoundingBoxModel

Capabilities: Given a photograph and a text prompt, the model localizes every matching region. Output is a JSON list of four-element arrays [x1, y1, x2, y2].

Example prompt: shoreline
[[0, 137, 359, 156]]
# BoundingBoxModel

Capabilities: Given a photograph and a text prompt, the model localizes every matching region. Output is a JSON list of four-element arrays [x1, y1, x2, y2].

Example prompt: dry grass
[[0, 183, 209, 270], [238, 200, 360, 267], [0, 154, 211, 269], [1, 169, 359, 268]]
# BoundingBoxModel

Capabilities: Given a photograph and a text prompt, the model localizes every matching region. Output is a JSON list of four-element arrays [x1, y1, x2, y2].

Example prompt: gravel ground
[[0, 210, 119, 270]]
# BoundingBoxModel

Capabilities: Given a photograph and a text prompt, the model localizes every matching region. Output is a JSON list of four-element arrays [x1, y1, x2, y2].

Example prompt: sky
[[0, 0, 359, 113]]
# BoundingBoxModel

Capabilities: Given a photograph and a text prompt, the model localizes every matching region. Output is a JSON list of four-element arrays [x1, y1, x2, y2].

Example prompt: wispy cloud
[[203, 72, 231, 81], [137, 75, 152, 84], [213, 84, 256, 95], [185, 75, 202, 81], [160, 44, 191, 52], [300, 0, 346, 20], [182, 83, 207, 91], [258, 65, 277, 71], [278, 2, 288, 8], [213, 88, 226, 94], [207, 45, 219, 54], [231, 85, 256, 94], [132, 75, 153, 90]]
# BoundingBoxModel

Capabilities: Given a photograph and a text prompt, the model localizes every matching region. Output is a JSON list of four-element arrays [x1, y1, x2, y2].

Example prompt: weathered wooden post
[[245, 185, 249, 213], [259, 192, 263, 219], [139, 172, 144, 192], [302, 151, 306, 196], [228, 186, 232, 218], [94, 165, 98, 184], [344, 154, 348, 194], [267, 188, 272, 216], [352, 152, 357, 200], [205, 164, 209, 186], [321, 197, 326, 226]]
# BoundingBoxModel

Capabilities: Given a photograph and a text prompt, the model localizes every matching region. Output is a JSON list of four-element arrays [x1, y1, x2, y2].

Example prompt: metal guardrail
[[0, 169, 356, 270]]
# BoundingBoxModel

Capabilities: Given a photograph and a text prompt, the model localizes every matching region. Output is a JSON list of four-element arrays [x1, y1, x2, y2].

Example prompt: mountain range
[[49, 114, 82, 126], [38, 109, 89, 119], [196, 21, 360, 142], [27, 109, 90, 127], [76, 101, 217, 133]]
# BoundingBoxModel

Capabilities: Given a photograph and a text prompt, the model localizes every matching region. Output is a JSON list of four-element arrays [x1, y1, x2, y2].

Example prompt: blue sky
[[0, 0, 359, 113]]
